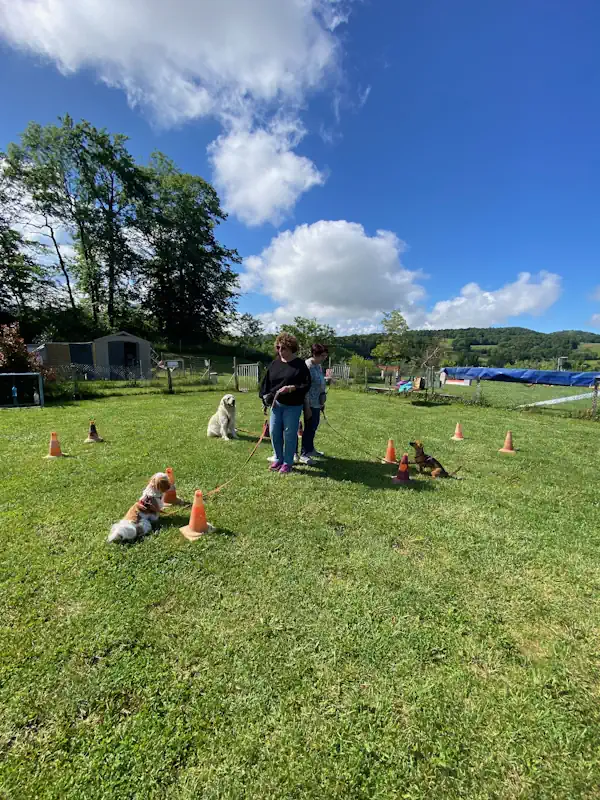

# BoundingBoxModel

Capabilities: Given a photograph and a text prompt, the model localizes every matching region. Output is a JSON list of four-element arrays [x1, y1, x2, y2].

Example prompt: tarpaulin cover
[[443, 367, 600, 388]]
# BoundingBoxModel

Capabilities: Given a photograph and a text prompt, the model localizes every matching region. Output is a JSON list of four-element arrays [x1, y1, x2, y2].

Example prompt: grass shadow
[[298, 456, 438, 490]]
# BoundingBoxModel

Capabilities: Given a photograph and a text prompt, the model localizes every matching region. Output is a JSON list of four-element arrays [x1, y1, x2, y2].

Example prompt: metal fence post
[[233, 357, 239, 392]]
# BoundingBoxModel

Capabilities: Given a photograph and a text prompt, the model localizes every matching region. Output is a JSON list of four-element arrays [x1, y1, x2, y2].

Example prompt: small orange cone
[[383, 439, 397, 464], [452, 423, 464, 441], [499, 431, 516, 454], [84, 419, 103, 443], [180, 491, 215, 541], [392, 453, 411, 485], [45, 431, 65, 459], [163, 467, 183, 506]]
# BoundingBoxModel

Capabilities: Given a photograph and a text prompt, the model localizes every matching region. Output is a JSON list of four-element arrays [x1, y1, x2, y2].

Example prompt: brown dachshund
[[409, 440, 461, 479]]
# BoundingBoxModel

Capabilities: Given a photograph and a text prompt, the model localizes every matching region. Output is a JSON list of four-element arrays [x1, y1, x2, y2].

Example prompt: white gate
[[237, 362, 259, 391], [328, 363, 350, 382]]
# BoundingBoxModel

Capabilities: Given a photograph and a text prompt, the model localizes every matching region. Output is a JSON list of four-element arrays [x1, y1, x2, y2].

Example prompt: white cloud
[[590, 314, 600, 328], [414, 272, 562, 330], [0, 0, 348, 225], [239, 220, 563, 333], [208, 119, 325, 226], [239, 220, 426, 334]]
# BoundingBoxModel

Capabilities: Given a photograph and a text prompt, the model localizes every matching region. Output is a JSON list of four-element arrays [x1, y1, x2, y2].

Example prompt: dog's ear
[[150, 472, 170, 492]]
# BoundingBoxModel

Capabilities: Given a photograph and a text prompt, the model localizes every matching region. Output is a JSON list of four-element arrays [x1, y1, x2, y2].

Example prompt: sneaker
[[279, 464, 293, 474], [299, 454, 314, 465], [306, 449, 324, 457], [269, 460, 282, 471], [294, 453, 299, 464]]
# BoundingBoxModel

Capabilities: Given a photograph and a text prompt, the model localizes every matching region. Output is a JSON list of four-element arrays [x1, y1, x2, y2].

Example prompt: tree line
[[1, 115, 239, 345]]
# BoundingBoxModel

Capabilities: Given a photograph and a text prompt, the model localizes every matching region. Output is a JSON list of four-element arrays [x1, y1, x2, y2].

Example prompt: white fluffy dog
[[108, 472, 172, 543], [207, 394, 238, 440]]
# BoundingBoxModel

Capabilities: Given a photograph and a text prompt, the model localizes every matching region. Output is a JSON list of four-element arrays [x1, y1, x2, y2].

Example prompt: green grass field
[[2, 391, 600, 798]]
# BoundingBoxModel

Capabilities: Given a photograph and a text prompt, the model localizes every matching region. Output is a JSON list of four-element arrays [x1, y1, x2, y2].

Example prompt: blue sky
[[1, 0, 599, 333]]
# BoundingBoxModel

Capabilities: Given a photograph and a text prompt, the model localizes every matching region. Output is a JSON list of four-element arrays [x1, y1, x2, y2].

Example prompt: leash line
[[321, 410, 398, 465]]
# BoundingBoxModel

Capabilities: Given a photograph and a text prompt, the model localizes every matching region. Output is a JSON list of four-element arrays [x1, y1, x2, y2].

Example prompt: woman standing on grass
[[299, 343, 328, 465], [259, 333, 311, 474]]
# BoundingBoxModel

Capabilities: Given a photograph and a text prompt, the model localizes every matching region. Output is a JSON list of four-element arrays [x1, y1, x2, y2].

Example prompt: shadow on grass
[[159, 513, 238, 538], [299, 456, 438, 491]]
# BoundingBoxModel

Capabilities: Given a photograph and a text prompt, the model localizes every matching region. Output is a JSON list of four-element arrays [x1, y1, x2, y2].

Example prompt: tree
[[135, 153, 239, 343], [280, 317, 336, 357], [370, 310, 409, 364], [0, 322, 42, 373], [234, 313, 264, 347]]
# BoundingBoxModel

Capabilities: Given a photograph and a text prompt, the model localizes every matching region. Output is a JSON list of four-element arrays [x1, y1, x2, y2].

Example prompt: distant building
[[31, 331, 153, 380]]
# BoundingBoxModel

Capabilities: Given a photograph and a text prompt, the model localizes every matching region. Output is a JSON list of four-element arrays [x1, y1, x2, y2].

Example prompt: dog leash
[[204, 421, 269, 498], [321, 410, 398, 465]]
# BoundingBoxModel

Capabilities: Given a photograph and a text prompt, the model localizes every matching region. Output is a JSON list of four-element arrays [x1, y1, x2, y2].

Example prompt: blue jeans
[[301, 407, 321, 455], [270, 402, 303, 466]]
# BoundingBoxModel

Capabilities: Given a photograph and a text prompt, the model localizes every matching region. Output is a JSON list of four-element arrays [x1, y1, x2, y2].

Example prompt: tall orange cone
[[84, 419, 103, 443], [45, 431, 65, 459], [383, 439, 397, 464], [163, 466, 183, 506], [180, 491, 215, 541], [499, 431, 516, 454], [392, 453, 411, 485], [452, 422, 464, 441]]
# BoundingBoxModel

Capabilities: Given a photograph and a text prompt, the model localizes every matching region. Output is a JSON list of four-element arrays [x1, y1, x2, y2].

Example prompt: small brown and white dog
[[207, 394, 237, 440], [108, 472, 172, 543]]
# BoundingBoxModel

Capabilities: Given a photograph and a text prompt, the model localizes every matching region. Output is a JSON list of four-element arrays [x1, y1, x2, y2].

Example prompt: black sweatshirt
[[259, 357, 311, 407]]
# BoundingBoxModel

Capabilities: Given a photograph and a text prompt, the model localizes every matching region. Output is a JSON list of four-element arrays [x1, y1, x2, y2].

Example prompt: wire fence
[[436, 377, 599, 420]]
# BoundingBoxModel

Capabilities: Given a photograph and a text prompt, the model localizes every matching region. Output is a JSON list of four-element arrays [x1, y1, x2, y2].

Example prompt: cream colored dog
[[207, 394, 238, 440]]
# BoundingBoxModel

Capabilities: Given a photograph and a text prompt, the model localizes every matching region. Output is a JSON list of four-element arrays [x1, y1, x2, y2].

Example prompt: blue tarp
[[443, 367, 600, 388]]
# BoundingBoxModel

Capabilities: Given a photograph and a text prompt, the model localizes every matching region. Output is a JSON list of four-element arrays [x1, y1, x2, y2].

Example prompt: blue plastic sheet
[[443, 367, 600, 388]]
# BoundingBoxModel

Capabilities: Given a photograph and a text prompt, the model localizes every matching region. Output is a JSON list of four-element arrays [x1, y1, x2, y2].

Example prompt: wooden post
[[364, 366, 368, 391], [167, 367, 174, 394], [233, 357, 239, 392]]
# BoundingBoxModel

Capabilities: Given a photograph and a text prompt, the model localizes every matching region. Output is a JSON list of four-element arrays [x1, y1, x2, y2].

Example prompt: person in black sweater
[[259, 333, 311, 473]]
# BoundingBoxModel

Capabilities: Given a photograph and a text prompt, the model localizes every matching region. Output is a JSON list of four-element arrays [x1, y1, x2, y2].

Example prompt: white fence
[[236, 362, 260, 392]]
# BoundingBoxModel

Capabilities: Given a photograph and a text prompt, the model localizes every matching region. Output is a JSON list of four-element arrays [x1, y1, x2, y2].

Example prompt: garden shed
[[92, 331, 152, 379]]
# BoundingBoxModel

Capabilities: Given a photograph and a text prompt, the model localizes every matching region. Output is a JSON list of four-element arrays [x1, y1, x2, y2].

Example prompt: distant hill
[[334, 327, 600, 369]]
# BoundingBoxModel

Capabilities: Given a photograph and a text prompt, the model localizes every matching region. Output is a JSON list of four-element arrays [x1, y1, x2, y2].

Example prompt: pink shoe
[[269, 461, 282, 471], [279, 464, 293, 474]]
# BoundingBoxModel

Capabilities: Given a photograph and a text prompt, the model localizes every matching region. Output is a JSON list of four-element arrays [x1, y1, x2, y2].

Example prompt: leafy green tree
[[280, 316, 336, 357], [135, 153, 239, 343], [370, 310, 409, 363]]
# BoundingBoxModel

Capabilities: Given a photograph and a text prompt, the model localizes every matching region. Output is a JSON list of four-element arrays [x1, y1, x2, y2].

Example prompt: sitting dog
[[409, 440, 461, 479], [207, 394, 237, 440], [108, 472, 172, 543]]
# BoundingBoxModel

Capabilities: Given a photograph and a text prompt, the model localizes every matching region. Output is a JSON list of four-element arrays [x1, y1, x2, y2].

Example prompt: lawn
[[2, 390, 600, 799]]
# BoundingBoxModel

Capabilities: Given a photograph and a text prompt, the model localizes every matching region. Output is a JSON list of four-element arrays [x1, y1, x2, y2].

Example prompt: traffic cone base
[[392, 453, 411, 485], [84, 420, 104, 443], [451, 423, 464, 441], [499, 431, 516, 454], [383, 438, 397, 464], [180, 490, 215, 540], [180, 522, 216, 541]]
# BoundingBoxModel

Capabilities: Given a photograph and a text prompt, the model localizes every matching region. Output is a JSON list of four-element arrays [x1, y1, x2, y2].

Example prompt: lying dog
[[207, 394, 237, 440], [108, 472, 172, 543], [409, 440, 461, 479]]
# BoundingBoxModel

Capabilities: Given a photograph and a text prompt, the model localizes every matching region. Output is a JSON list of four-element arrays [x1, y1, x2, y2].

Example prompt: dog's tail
[[449, 465, 463, 479], [107, 520, 139, 543]]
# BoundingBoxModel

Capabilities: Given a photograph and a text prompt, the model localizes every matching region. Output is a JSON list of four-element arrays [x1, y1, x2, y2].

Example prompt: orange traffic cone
[[499, 431, 516, 454], [452, 423, 464, 441], [163, 467, 184, 506], [180, 491, 215, 541], [392, 453, 411, 485], [383, 439, 397, 464], [45, 431, 65, 459], [84, 419, 103, 443]]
